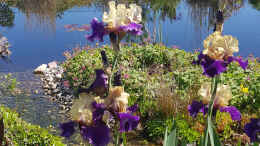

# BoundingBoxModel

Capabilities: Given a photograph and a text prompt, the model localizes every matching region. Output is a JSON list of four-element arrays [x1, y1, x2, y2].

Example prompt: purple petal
[[193, 52, 228, 77], [188, 100, 205, 118], [220, 106, 241, 121], [87, 18, 107, 42], [244, 118, 260, 142], [228, 56, 248, 70], [80, 122, 110, 146], [118, 113, 140, 132], [87, 69, 108, 93], [203, 60, 227, 77], [92, 101, 106, 123], [60, 121, 76, 138], [121, 23, 143, 35], [127, 104, 139, 113]]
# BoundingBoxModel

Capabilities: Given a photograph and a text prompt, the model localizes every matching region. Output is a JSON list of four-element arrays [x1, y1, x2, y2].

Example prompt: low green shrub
[[0, 106, 65, 146]]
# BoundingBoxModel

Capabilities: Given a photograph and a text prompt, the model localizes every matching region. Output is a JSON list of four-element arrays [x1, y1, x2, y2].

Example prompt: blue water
[[1, 0, 260, 72]]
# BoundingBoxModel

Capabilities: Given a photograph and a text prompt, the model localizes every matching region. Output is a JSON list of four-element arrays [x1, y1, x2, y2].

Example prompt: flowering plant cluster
[[60, 68, 140, 145], [189, 29, 260, 144]]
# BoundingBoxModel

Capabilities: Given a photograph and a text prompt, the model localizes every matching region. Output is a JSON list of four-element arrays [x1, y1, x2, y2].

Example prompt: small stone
[[33, 64, 47, 74], [56, 74, 62, 79], [48, 61, 58, 69]]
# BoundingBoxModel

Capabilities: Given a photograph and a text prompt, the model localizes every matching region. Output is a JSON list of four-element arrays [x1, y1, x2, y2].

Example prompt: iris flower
[[188, 100, 241, 121], [87, 18, 107, 42], [80, 122, 110, 146], [102, 1, 142, 32], [78, 69, 108, 96], [188, 101, 206, 118], [118, 113, 140, 132], [106, 86, 129, 113], [194, 31, 248, 77], [199, 83, 232, 107], [244, 118, 260, 142], [60, 121, 76, 138]]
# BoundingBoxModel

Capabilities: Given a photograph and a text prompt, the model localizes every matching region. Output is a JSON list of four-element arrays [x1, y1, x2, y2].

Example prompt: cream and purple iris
[[193, 31, 248, 77], [86, 1, 143, 42], [60, 86, 140, 145], [244, 118, 260, 142], [188, 83, 241, 121]]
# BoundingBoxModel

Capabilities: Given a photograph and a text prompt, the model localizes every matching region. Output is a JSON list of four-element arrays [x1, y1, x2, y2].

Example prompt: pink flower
[[124, 74, 129, 79], [82, 66, 86, 71], [63, 80, 70, 88], [73, 77, 78, 81]]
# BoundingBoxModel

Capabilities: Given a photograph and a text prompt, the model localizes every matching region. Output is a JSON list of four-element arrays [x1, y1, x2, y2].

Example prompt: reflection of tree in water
[[147, 0, 181, 21], [7, 0, 93, 31], [0, 2, 14, 27], [186, 0, 244, 31], [249, 0, 260, 11]]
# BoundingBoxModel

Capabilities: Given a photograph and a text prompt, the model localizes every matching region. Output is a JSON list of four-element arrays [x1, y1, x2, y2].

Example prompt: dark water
[[0, 0, 260, 72]]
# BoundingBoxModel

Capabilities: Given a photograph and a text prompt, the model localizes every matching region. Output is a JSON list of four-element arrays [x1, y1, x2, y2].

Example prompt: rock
[[56, 74, 62, 79], [33, 64, 47, 74], [48, 61, 58, 69]]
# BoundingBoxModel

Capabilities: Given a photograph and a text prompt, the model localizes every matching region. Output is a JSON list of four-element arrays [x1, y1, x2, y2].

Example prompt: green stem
[[204, 75, 220, 146], [122, 132, 127, 146], [109, 55, 118, 90]]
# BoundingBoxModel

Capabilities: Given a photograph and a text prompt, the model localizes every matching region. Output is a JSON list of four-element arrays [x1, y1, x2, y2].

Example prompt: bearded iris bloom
[[219, 106, 241, 121], [118, 113, 140, 132], [188, 100, 241, 121], [87, 18, 107, 42], [87, 1, 143, 45], [60, 121, 76, 138], [79, 69, 108, 96], [244, 118, 260, 142], [80, 122, 110, 146], [194, 31, 248, 77]]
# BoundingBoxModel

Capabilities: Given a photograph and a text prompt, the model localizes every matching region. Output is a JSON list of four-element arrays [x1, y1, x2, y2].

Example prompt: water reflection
[[186, 0, 244, 31], [249, 0, 260, 11], [0, 3, 14, 27], [2, 0, 94, 31]]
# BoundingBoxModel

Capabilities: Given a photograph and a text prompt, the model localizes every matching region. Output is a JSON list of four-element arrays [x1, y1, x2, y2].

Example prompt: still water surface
[[0, 0, 260, 72]]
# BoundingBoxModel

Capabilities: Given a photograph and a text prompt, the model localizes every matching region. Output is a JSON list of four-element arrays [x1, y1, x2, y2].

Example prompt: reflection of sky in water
[[1, 1, 260, 72]]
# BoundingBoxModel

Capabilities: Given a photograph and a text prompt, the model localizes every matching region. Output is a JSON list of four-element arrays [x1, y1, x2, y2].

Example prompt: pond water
[[0, 0, 259, 72], [0, 0, 260, 144]]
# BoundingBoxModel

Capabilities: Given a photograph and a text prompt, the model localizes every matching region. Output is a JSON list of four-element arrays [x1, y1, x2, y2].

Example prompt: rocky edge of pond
[[0, 35, 12, 57], [34, 61, 74, 111]]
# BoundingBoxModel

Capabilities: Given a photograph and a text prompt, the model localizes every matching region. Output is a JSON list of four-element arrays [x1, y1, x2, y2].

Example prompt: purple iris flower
[[121, 23, 143, 35], [118, 113, 140, 132], [219, 106, 241, 121], [60, 121, 76, 138], [244, 118, 260, 142], [127, 104, 139, 113], [92, 101, 106, 123], [188, 100, 205, 118], [193, 53, 228, 77], [80, 122, 110, 146], [193, 53, 248, 77], [79, 69, 108, 96], [228, 56, 248, 70], [87, 18, 107, 42]]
